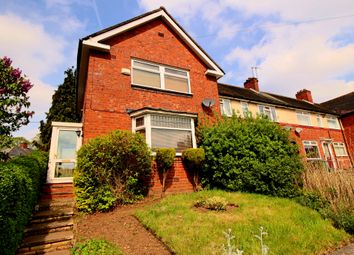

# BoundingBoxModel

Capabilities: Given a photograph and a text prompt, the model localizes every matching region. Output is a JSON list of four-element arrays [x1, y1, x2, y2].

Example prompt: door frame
[[321, 140, 337, 170], [47, 122, 83, 184]]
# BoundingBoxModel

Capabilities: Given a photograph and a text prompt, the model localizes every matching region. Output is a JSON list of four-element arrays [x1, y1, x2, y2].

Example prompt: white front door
[[47, 122, 83, 183]]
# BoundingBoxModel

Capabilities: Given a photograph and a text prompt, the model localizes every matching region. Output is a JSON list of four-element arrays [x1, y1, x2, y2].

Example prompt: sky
[[1, 0, 354, 140]]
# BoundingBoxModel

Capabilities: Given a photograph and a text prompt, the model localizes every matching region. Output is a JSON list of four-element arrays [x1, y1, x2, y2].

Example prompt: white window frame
[[220, 98, 232, 117], [327, 116, 340, 129], [258, 105, 277, 121], [303, 140, 321, 160], [333, 142, 348, 156], [316, 114, 323, 127], [240, 102, 249, 117], [132, 112, 196, 155], [296, 111, 311, 126], [131, 59, 191, 94]]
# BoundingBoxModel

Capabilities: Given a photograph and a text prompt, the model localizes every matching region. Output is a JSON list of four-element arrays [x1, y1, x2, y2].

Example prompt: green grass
[[71, 239, 123, 255], [135, 190, 352, 255]]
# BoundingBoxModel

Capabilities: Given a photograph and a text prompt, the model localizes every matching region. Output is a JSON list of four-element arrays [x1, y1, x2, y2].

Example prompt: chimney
[[19, 142, 28, 149], [296, 89, 313, 103], [244, 77, 259, 92]]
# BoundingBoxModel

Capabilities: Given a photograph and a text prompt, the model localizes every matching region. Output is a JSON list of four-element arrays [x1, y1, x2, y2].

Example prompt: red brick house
[[47, 7, 224, 193], [47, 7, 352, 192], [321, 92, 354, 164]]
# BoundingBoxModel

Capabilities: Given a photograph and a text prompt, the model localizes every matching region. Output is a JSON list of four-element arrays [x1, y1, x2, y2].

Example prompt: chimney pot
[[296, 89, 313, 103], [244, 77, 259, 91], [19, 142, 28, 149]]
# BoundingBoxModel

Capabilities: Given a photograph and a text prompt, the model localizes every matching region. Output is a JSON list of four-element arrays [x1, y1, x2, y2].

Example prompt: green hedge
[[75, 130, 152, 213], [0, 151, 48, 255], [199, 115, 303, 197]]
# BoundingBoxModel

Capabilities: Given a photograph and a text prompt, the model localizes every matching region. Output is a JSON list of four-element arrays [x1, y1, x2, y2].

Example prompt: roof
[[320, 91, 354, 116], [218, 83, 336, 115], [76, 7, 225, 112]]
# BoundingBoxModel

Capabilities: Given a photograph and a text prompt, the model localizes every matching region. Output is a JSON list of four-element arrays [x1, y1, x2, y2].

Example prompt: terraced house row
[[47, 7, 353, 194]]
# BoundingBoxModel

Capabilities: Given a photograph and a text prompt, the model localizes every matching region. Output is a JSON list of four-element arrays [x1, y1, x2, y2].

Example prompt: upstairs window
[[258, 105, 277, 121], [133, 113, 196, 153], [303, 141, 321, 160], [333, 142, 347, 156], [132, 59, 190, 93], [241, 102, 249, 117], [297, 111, 311, 126], [327, 116, 340, 129], [220, 98, 232, 117], [316, 114, 323, 127]]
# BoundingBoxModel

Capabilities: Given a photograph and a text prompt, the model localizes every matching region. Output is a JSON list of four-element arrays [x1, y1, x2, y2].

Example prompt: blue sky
[[1, 0, 354, 140]]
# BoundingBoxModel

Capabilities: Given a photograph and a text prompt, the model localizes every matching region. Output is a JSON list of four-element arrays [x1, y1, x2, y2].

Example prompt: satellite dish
[[202, 98, 215, 108], [295, 128, 303, 134]]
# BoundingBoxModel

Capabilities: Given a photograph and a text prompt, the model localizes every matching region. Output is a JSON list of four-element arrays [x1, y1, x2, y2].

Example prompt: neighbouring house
[[321, 92, 354, 164], [218, 78, 352, 170], [47, 7, 352, 193], [5, 142, 33, 158]]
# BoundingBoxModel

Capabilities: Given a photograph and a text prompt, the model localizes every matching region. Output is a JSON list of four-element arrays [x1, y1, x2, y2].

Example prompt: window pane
[[297, 113, 311, 126], [151, 129, 192, 152], [165, 68, 187, 77], [57, 130, 77, 159], [136, 117, 144, 127], [151, 115, 191, 129], [134, 61, 159, 71], [133, 69, 161, 88], [328, 118, 339, 129], [221, 99, 232, 116], [304, 144, 320, 159], [164, 75, 189, 93], [55, 162, 75, 178]]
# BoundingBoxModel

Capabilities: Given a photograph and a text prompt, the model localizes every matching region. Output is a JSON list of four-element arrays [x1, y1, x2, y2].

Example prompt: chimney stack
[[244, 77, 259, 92], [19, 142, 28, 149], [296, 89, 313, 103]]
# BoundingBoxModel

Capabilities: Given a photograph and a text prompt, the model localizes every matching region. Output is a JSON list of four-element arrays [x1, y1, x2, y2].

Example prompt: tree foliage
[[199, 115, 303, 197], [0, 56, 34, 136], [39, 67, 79, 150]]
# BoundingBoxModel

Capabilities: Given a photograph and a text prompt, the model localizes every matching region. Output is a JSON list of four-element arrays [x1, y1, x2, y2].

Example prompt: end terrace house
[[47, 7, 224, 193], [47, 7, 353, 192]]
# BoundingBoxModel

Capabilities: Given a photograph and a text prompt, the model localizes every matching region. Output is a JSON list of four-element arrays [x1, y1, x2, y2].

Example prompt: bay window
[[132, 112, 196, 153], [132, 59, 190, 94]]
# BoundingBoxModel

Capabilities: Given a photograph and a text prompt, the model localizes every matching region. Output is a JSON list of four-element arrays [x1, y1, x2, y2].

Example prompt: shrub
[[199, 115, 303, 197], [74, 130, 152, 213], [71, 239, 123, 255], [155, 148, 175, 192], [182, 148, 205, 190], [0, 151, 48, 255], [195, 196, 228, 211]]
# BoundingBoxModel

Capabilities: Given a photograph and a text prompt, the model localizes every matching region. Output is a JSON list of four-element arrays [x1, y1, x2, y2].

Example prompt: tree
[[39, 67, 80, 151], [0, 56, 34, 136]]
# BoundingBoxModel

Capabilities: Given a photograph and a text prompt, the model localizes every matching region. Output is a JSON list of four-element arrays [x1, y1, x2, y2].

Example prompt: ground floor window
[[303, 141, 321, 160], [132, 111, 196, 153], [333, 142, 347, 156]]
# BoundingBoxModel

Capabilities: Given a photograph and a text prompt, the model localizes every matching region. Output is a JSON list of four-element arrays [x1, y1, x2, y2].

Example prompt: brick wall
[[279, 122, 352, 169], [341, 114, 354, 163], [82, 18, 219, 193]]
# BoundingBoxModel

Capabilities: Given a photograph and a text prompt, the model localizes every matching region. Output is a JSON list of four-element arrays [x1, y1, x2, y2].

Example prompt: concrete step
[[19, 230, 73, 250], [36, 199, 75, 211], [17, 240, 72, 255], [25, 219, 73, 236], [30, 210, 74, 224]]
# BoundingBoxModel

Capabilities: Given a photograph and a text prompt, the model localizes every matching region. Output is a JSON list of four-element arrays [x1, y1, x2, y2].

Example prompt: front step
[[17, 183, 75, 255], [24, 219, 73, 236]]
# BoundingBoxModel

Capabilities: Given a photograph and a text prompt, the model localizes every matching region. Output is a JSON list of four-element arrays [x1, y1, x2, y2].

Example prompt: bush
[[182, 148, 205, 190], [0, 151, 48, 255], [71, 239, 123, 255], [195, 196, 228, 211], [199, 115, 303, 197], [155, 148, 175, 192], [74, 130, 152, 213]]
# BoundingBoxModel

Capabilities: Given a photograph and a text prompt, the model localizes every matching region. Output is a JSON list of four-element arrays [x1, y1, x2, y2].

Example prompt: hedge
[[0, 151, 48, 255]]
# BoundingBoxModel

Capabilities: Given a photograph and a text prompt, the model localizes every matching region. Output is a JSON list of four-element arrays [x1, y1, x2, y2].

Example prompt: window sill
[[132, 84, 193, 97]]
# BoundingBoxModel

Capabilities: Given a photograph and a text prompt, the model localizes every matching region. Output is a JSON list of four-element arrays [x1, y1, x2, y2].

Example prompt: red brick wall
[[82, 18, 219, 141], [148, 158, 194, 195], [82, 18, 219, 193], [341, 114, 354, 163], [279, 122, 352, 169]]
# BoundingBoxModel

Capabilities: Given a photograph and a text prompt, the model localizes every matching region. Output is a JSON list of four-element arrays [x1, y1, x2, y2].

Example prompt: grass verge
[[71, 239, 123, 255], [135, 190, 352, 255]]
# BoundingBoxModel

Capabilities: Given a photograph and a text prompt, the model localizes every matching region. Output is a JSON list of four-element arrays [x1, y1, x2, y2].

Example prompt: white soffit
[[82, 9, 224, 78]]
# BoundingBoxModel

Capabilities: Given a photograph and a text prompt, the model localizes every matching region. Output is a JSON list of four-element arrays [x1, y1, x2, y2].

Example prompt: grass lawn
[[135, 190, 352, 255]]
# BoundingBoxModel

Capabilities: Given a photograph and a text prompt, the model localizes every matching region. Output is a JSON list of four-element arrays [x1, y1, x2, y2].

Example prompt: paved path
[[329, 243, 354, 255]]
